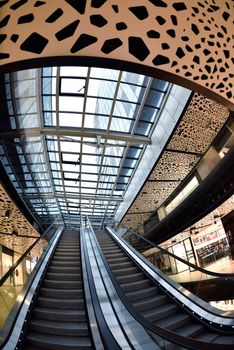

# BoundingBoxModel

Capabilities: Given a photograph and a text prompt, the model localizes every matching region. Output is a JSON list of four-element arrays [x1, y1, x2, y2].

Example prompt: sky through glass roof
[[1, 66, 169, 230]]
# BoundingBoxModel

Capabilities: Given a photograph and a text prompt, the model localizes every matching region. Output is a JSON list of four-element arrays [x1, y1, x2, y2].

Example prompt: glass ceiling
[[0, 66, 169, 230]]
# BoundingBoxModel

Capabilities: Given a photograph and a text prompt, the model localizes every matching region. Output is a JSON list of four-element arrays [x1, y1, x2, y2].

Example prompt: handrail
[[107, 226, 234, 322], [121, 226, 234, 279], [0, 219, 58, 288], [80, 219, 126, 350], [89, 224, 234, 349]]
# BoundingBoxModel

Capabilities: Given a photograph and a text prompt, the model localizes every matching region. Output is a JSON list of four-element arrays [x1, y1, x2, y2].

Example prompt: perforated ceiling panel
[[0, 184, 42, 255], [121, 92, 230, 230], [0, 0, 233, 108]]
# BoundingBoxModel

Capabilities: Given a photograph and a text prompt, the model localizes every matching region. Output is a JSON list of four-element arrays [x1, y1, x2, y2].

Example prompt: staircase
[[23, 229, 93, 350], [96, 230, 234, 346]]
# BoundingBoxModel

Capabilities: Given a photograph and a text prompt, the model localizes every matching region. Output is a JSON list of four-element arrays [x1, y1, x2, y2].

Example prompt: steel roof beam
[[23, 193, 123, 202], [0, 127, 151, 145]]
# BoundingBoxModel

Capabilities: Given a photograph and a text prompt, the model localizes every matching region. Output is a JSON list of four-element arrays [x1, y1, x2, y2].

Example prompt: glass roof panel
[[1, 66, 170, 229], [59, 96, 84, 112], [60, 78, 86, 95], [59, 113, 82, 127]]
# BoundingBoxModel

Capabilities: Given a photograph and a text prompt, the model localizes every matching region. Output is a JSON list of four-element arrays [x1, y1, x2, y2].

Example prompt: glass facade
[[1, 66, 169, 229]]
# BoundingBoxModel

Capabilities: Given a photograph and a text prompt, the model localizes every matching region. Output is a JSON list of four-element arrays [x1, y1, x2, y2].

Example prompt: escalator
[[2, 223, 234, 349], [96, 229, 234, 347], [21, 229, 94, 350]]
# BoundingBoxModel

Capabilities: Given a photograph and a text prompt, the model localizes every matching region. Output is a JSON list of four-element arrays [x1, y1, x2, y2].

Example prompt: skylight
[[1, 66, 169, 229]]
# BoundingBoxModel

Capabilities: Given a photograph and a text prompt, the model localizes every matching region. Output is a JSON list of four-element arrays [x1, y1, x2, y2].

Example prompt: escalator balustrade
[[21, 229, 94, 350], [96, 229, 234, 346]]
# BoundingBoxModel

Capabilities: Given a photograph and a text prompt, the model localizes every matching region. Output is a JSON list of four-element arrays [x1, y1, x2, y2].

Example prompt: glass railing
[[120, 226, 234, 309], [0, 221, 61, 342], [86, 218, 234, 349]]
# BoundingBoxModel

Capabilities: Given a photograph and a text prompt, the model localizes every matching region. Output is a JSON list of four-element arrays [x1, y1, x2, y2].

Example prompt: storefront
[[157, 218, 230, 274], [191, 220, 230, 267]]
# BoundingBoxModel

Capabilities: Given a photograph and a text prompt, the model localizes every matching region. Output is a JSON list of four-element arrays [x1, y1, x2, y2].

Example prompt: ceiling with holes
[[0, 1, 233, 108], [0, 183, 43, 255], [0, 0, 233, 235], [121, 92, 230, 230]]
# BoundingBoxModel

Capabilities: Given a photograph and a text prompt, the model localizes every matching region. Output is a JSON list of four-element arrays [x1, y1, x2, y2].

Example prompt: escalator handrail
[[80, 225, 127, 350], [120, 226, 234, 279], [0, 220, 58, 288], [107, 226, 234, 324], [91, 226, 234, 349], [85, 220, 166, 350]]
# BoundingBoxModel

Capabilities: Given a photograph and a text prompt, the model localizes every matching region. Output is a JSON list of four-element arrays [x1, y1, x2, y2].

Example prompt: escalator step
[[37, 296, 84, 309], [50, 261, 80, 267], [210, 335, 234, 344], [112, 266, 139, 276], [116, 272, 145, 284], [126, 286, 158, 301], [133, 294, 168, 312], [104, 252, 127, 258], [40, 287, 83, 298], [43, 279, 82, 289], [98, 243, 118, 248], [154, 313, 191, 331], [48, 266, 81, 274], [33, 306, 86, 322], [52, 256, 80, 261], [121, 278, 152, 292], [107, 256, 131, 264], [196, 332, 220, 343], [53, 253, 80, 258], [142, 303, 178, 322], [30, 318, 89, 336], [101, 247, 123, 253], [46, 272, 81, 281], [176, 323, 204, 338], [56, 246, 79, 249], [111, 261, 135, 270], [26, 332, 92, 350]]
